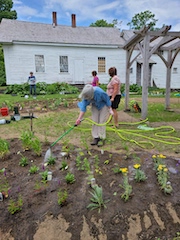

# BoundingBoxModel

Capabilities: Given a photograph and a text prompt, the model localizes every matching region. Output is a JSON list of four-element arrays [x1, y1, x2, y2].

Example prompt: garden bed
[[0, 137, 180, 240]]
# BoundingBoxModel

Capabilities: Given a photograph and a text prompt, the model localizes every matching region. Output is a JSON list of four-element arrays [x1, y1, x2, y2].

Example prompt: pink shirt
[[107, 76, 121, 96], [92, 76, 99, 86]]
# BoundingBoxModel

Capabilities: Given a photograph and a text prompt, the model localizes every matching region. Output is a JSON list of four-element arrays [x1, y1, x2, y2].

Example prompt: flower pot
[[0, 107, 9, 116]]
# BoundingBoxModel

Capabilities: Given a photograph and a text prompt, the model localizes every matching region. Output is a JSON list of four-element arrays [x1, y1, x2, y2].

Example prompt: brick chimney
[[71, 14, 76, 28], [52, 12, 57, 27]]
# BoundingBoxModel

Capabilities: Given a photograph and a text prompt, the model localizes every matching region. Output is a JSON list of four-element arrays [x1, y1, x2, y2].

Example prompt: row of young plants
[[0, 134, 173, 215]]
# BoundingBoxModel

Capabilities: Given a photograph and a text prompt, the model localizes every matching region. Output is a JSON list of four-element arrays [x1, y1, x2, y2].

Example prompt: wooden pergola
[[122, 25, 180, 119]]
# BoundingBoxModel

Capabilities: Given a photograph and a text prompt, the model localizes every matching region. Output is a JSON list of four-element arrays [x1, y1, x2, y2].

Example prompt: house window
[[35, 55, 45, 72], [98, 57, 106, 73], [173, 67, 178, 74], [60, 56, 68, 73], [130, 68, 133, 74]]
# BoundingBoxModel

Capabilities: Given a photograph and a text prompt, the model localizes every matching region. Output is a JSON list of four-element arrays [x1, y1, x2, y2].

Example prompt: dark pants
[[110, 95, 121, 109], [30, 85, 36, 96]]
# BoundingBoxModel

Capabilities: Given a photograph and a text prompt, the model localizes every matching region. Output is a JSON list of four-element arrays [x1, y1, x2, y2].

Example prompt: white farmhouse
[[0, 12, 179, 89]]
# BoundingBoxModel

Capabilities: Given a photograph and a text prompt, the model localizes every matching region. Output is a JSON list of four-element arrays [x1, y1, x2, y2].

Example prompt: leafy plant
[[8, 195, 23, 214], [60, 160, 68, 170], [133, 164, 147, 182], [20, 130, 34, 150], [112, 165, 122, 174], [0, 172, 10, 198], [87, 185, 109, 213], [119, 168, 133, 202], [152, 154, 173, 194], [65, 172, 75, 184], [19, 155, 28, 167], [29, 165, 39, 174], [40, 170, 48, 183], [0, 138, 9, 158], [30, 137, 42, 156], [57, 189, 68, 206], [47, 156, 56, 165]]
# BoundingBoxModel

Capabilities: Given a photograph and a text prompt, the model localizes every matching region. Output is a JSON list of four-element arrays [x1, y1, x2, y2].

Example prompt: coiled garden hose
[[68, 115, 180, 149]]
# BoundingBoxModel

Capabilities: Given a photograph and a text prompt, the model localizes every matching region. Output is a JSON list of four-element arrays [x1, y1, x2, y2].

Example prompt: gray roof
[[0, 18, 125, 46]]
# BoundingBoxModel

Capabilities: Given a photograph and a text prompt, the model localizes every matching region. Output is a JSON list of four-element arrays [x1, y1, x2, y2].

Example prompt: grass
[[0, 93, 180, 155]]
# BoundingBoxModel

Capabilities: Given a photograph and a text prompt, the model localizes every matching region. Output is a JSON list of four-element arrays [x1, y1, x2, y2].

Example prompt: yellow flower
[[159, 154, 166, 159], [133, 164, 141, 169], [163, 168, 168, 172], [152, 155, 156, 158], [120, 168, 128, 173], [158, 165, 163, 171]]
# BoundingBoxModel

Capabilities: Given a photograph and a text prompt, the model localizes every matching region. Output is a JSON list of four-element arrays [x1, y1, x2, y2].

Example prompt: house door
[[136, 63, 153, 87], [74, 59, 84, 84]]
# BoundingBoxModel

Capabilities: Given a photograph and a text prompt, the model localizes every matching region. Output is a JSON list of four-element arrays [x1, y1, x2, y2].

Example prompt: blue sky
[[13, 0, 180, 31]]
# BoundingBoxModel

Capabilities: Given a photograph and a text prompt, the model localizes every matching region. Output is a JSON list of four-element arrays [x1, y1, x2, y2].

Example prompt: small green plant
[[76, 155, 83, 170], [119, 168, 133, 202], [30, 137, 42, 156], [47, 156, 56, 165], [112, 165, 122, 174], [133, 164, 147, 182], [19, 155, 28, 167], [20, 130, 34, 150], [65, 172, 75, 184], [87, 185, 109, 213], [152, 154, 173, 194], [173, 232, 180, 240], [60, 160, 68, 170], [94, 155, 100, 170], [40, 170, 48, 183], [83, 157, 91, 174], [57, 189, 68, 206], [29, 165, 39, 174], [0, 172, 10, 198], [8, 194, 23, 214], [0, 138, 9, 158]]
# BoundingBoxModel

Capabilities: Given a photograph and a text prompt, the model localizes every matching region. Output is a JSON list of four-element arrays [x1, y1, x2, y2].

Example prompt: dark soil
[[0, 138, 180, 240]]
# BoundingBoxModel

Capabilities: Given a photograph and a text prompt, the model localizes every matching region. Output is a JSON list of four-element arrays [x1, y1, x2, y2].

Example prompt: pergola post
[[141, 34, 150, 120], [125, 50, 130, 110], [165, 50, 172, 109]]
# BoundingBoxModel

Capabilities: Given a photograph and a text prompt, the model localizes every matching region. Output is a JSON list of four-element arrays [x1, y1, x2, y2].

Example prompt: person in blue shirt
[[75, 84, 113, 146], [28, 72, 36, 97]]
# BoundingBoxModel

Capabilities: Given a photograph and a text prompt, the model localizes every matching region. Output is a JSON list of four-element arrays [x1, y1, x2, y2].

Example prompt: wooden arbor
[[122, 25, 180, 119]]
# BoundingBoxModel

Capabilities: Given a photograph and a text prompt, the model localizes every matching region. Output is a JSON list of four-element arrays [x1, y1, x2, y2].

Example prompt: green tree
[[0, 45, 6, 86], [0, 0, 17, 85], [0, 0, 17, 21], [90, 19, 117, 27], [127, 10, 158, 30]]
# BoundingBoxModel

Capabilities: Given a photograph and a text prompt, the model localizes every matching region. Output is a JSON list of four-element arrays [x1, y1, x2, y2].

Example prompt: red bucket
[[0, 107, 9, 116]]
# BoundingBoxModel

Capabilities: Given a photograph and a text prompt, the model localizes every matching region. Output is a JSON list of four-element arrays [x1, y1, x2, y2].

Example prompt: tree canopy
[[0, 0, 17, 22], [89, 19, 117, 27], [127, 10, 158, 30]]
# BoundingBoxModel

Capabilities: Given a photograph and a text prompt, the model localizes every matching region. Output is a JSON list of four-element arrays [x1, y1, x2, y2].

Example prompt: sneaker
[[97, 139, 105, 147], [90, 138, 100, 146]]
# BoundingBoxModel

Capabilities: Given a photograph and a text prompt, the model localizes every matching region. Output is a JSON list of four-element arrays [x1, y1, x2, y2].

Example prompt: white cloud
[[13, 0, 180, 30]]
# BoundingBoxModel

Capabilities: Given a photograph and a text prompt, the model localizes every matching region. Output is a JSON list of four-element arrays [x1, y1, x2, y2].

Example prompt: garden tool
[[44, 123, 80, 163]]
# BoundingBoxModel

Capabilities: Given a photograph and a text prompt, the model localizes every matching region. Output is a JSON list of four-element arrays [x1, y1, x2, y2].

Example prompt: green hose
[[68, 115, 180, 149]]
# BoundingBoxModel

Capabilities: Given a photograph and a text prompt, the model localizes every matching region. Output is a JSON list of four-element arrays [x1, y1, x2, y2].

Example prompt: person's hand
[[109, 108, 114, 115], [75, 119, 81, 125], [110, 98, 114, 102]]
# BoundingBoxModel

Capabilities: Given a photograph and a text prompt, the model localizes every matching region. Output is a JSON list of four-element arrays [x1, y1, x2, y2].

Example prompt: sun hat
[[79, 84, 94, 100]]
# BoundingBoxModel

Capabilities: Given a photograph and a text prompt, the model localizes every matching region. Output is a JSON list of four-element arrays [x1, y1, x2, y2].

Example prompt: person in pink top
[[107, 67, 121, 127], [91, 70, 99, 86]]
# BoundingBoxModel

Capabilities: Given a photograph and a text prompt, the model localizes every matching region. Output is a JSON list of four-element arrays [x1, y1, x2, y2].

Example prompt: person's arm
[[76, 111, 85, 125]]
